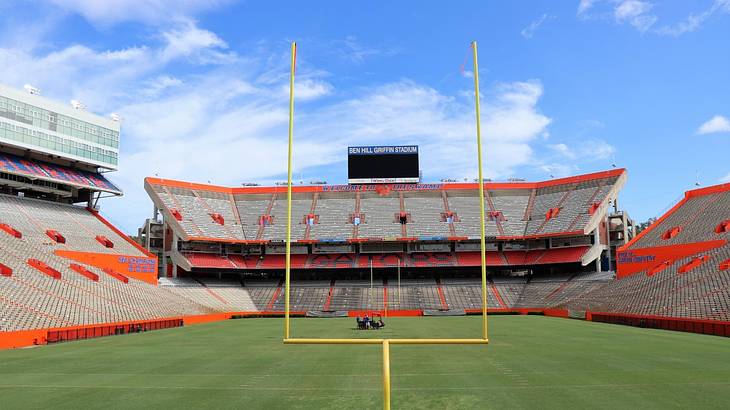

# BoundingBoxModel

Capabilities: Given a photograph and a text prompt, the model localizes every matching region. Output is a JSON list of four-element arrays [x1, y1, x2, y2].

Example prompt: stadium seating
[[403, 194, 451, 238], [184, 253, 237, 269], [524, 177, 617, 236], [157, 277, 258, 312], [233, 194, 271, 238], [562, 183, 730, 321], [150, 274, 621, 313], [628, 190, 730, 248], [562, 251, 730, 321], [0, 194, 219, 332], [491, 192, 530, 236], [6, 170, 727, 338], [447, 193, 502, 238], [309, 194, 355, 240], [261, 194, 313, 241], [358, 194, 404, 238], [0, 152, 121, 193], [145, 170, 623, 242]]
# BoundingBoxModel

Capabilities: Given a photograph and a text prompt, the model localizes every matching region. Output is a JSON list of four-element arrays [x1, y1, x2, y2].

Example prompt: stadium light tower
[[282, 41, 489, 410]]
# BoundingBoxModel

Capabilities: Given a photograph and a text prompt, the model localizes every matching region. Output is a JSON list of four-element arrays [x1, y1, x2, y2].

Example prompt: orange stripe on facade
[[685, 181, 730, 199], [616, 239, 726, 278], [55, 250, 157, 285]]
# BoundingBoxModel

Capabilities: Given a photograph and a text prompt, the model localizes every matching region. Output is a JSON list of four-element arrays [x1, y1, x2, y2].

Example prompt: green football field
[[0, 316, 728, 409]]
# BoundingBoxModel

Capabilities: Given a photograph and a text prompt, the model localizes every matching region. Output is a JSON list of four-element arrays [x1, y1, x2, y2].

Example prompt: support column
[[161, 222, 169, 278], [606, 215, 613, 272], [594, 227, 601, 272], [171, 234, 179, 278]]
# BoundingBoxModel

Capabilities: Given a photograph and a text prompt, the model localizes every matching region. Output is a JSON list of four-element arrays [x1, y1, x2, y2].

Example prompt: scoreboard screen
[[348, 145, 419, 184]]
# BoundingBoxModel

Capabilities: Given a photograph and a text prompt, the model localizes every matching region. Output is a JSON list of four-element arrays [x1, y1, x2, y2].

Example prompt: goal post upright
[[471, 40, 489, 340], [284, 41, 296, 340]]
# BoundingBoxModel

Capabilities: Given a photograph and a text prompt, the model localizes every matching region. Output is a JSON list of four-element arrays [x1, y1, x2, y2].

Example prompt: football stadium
[[1, 3, 730, 409]]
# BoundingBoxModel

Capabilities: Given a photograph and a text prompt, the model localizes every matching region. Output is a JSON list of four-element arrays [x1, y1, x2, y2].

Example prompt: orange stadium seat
[[45, 230, 66, 244], [0, 223, 22, 238], [95, 235, 114, 248]]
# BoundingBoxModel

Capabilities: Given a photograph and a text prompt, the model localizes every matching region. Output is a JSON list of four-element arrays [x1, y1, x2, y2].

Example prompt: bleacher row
[[155, 276, 608, 312], [0, 152, 121, 193], [180, 247, 591, 270], [1, 252, 727, 332], [146, 174, 620, 242], [152, 268, 728, 322], [163, 258, 728, 321]]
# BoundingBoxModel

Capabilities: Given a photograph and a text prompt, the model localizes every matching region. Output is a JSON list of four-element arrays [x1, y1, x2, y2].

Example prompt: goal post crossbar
[[283, 338, 489, 345]]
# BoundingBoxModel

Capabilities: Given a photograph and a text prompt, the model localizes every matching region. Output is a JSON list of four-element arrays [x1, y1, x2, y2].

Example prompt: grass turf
[[0, 316, 728, 409]]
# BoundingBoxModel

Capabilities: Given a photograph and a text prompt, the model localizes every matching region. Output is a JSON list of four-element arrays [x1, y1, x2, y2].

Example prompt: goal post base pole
[[383, 340, 391, 410], [282, 337, 487, 410]]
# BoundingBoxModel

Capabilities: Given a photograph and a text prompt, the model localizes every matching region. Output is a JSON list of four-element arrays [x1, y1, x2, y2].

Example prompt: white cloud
[[614, 0, 651, 20], [656, 0, 730, 36], [160, 19, 233, 63], [578, 0, 596, 16], [578, 0, 730, 36], [334, 36, 395, 63], [539, 163, 579, 178], [521, 14, 554, 39], [721, 172, 730, 183], [45, 0, 232, 26], [281, 79, 333, 101], [141, 75, 184, 97], [0, 18, 236, 112], [548, 139, 615, 161], [579, 119, 605, 129], [697, 115, 730, 135], [588, 139, 617, 159], [0, 44, 152, 111], [549, 143, 574, 159], [614, 0, 657, 32], [488, 81, 552, 142], [539, 137, 617, 178]]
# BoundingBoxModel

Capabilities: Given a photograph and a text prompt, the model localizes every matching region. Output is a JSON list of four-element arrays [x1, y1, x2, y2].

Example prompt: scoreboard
[[348, 145, 419, 184]]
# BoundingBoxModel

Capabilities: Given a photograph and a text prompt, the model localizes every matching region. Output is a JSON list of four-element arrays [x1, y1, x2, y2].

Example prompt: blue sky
[[0, 0, 729, 233]]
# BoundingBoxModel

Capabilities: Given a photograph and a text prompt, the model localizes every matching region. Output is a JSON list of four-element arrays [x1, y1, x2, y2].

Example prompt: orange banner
[[55, 250, 157, 285], [616, 240, 726, 278]]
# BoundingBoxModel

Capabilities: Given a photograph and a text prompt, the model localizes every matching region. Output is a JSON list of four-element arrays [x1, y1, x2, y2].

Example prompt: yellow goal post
[[280, 40, 489, 410]]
